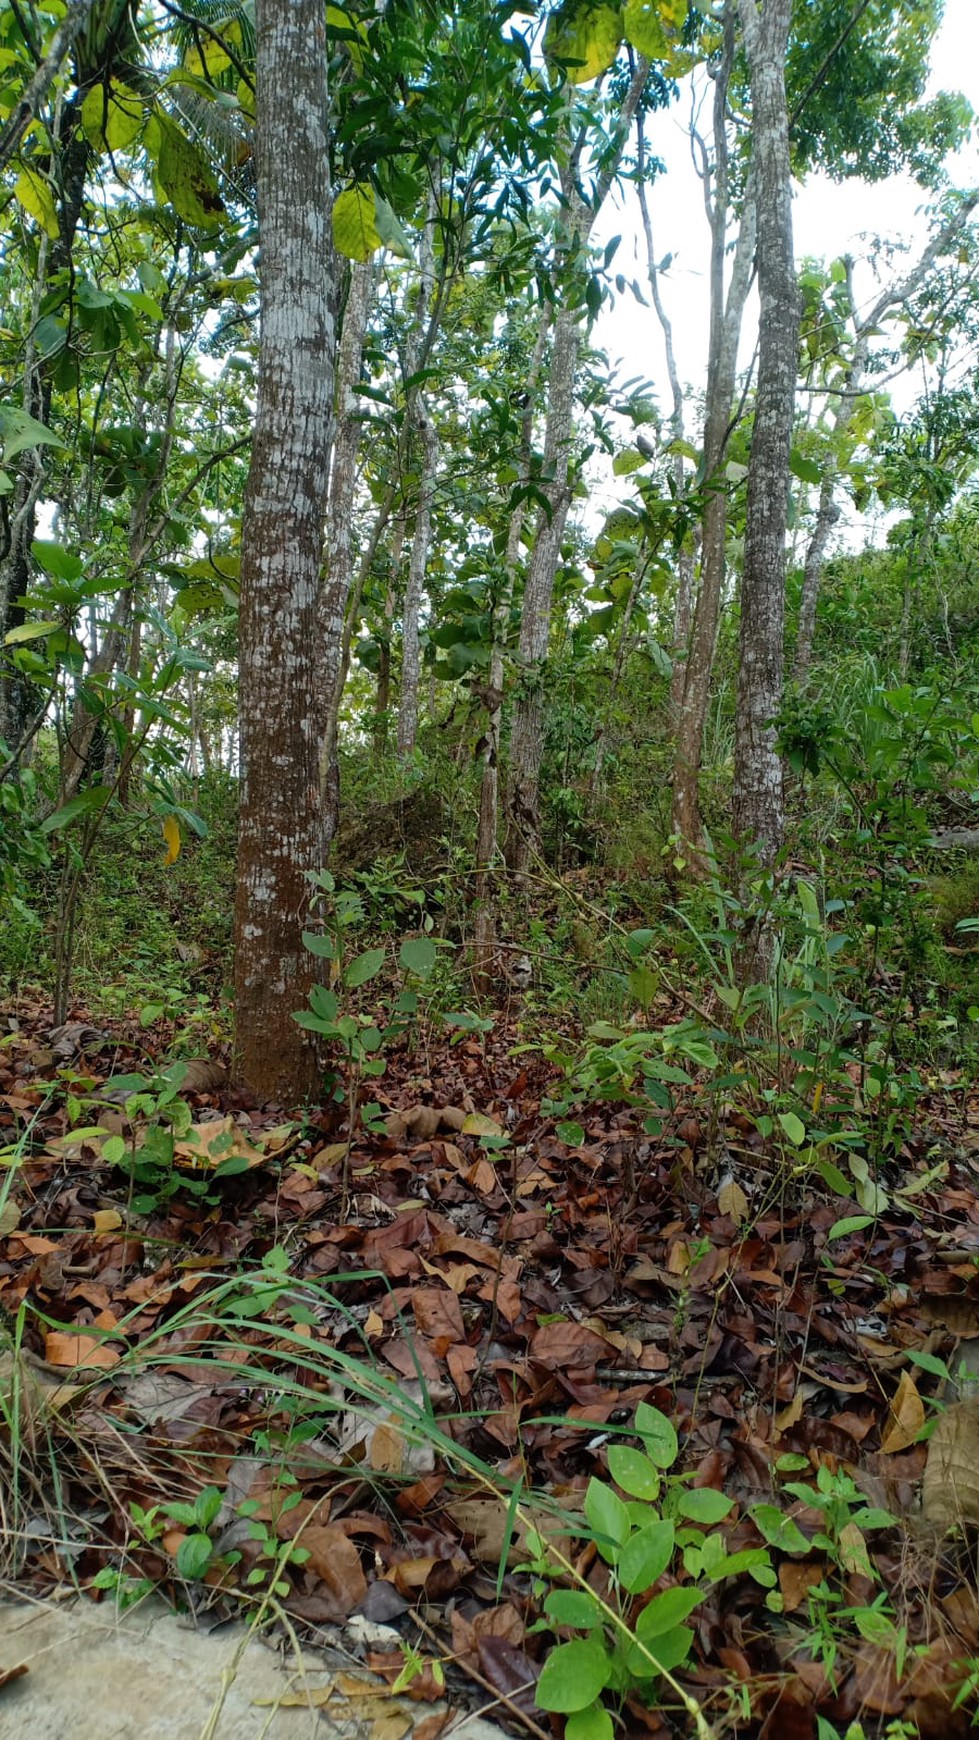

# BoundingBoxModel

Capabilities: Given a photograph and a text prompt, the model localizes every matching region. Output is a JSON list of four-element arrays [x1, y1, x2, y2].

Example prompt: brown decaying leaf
[[923, 1399, 979, 1527], [881, 1368, 925, 1454]]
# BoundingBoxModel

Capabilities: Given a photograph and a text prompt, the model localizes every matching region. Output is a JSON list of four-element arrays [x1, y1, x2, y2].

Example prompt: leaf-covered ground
[[3, 998, 979, 1738]]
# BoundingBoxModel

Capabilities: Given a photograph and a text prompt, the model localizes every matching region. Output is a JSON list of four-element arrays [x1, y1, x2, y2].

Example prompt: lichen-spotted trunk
[[233, 0, 335, 1101]]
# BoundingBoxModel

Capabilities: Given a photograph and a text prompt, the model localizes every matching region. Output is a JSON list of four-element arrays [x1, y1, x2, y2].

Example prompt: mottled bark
[[473, 310, 550, 993], [233, 0, 334, 1101], [671, 3, 756, 857], [505, 60, 649, 871], [732, 0, 799, 871], [319, 259, 374, 851]]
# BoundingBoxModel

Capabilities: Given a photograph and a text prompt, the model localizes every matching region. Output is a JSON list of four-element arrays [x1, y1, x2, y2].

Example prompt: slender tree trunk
[[733, 0, 799, 873], [794, 478, 841, 677], [473, 309, 550, 994], [397, 405, 437, 756], [233, 0, 334, 1101], [506, 304, 578, 868], [505, 60, 650, 871], [319, 259, 374, 851], [671, 4, 756, 857]]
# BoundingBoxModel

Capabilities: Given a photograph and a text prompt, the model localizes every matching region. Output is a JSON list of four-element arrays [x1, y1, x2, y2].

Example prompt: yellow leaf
[[545, 1, 623, 84], [93, 1209, 123, 1235], [332, 184, 382, 261], [881, 1368, 925, 1454], [623, 0, 687, 61], [162, 814, 181, 864], [80, 81, 143, 152], [14, 168, 59, 239]]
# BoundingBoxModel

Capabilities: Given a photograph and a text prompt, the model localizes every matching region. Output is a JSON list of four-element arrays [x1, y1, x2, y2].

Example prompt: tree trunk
[[671, 2, 757, 857], [319, 258, 374, 851], [473, 308, 550, 994], [505, 59, 650, 871], [397, 404, 438, 756], [233, 0, 334, 1101], [732, 0, 799, 872]]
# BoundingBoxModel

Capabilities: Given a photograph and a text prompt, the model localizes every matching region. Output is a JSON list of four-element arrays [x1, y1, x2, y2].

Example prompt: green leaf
[[556, 1120, 586, 1147], [535, 1639, 611, 1714], [32, 540, 83, 581], [635, 1402, 678, 1469], [101, 1135, 127, 1165], [176, 1531, 214, 1580], [4, 620, 60, 645], [624, 1621, 693, 1679], [750, 1504, 810, 1555], [544, 1, 623, 84], [0, 407, 66, 464], [566, 1702, 614, 1740], [13, 167, 59, 238], [39, 788, 106, 834], [677, 1488, 733, 1525], [584, 1478, 630, 1561], [778, 1111, 806, 1147], [544, 1589, 604, 1628], [156, 118, 226, 227], [618, 1518, 674, 1594], [399, 936, 436, 977], [195, 1486, 223, 1528], [626, 928, 656, 958], [607, 1445, 662, 1501], [344, 947, 386, 988], [333, 183, 382, 261], [814, 1154, 850, 1196], [628, 965, 659, 1006], [612, 447, 646, 476], [301, 929, 339, 960], [790, 449, 822, 486], [827, 1213, 874, 1241], [635, 1584, 703, 1638]]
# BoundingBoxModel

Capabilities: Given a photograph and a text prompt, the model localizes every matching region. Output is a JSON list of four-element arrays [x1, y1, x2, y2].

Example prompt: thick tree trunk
[[732, 0, 799, 872], [233, 0, 334, 1102], [671, 4, 756, 857]]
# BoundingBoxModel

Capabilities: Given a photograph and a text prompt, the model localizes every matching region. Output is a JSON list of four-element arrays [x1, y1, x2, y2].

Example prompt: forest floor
[[2, 995, 979, 1739]]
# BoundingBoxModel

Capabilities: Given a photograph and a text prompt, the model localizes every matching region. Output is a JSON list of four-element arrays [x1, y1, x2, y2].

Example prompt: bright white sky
[[590, 0, 979, 527]]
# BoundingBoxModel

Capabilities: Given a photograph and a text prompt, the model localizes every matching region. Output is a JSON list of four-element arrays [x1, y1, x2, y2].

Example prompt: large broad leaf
[[544, 1, 623, 84], [622, 0, 687, 60], [40, 787, 107, 834], [81, 81, 144, 151], [13, 167, 59, 239], [4, 619, 62, 649], [156, 119, 226, 227], [535, 1639, 611, 1714], [344, 947, 385, 988], [333, 184, 382, 261], [399, 936, 436, 977]]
